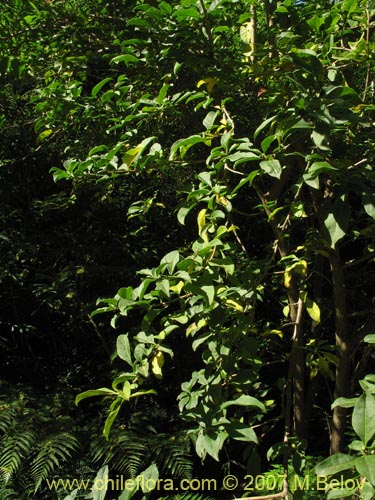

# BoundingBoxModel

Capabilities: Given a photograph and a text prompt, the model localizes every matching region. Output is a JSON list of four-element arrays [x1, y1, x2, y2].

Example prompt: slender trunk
[[256, 174, 305, 440], [329, 250, 351, 454], [289, 295, 305, 439], [249, 4, 257, 62]]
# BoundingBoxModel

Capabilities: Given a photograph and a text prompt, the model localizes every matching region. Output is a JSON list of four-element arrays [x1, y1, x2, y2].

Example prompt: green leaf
[[156, 83, 169, 105], [91, 78, 112, 97], [223, 395, 266, 412], [312, 130, 330, 150], [300, 292, 320, 323], [201, 285, 215, 305], [111, 54, 139, 65], [169, 135, 208, 160], [323, 213, 345, 248], [331, 397, 359, 409], [260, 159, 282, 179], [117, 334, 132, 366], [203, 111, 218, 130], [261, 135, 278, 154], [362, 191, 375, 220], [173, 7, 201, 20], [118, 486, 137, 500], [138, 464, 159, 493], [359, 374, 375, 393], [225, 422, 258, 443], [177, 204, 195, 225], [364, 334, 375, 344], [303, 161, 337, 189], [103, 400, 122, 439], [227, 151, 259, 163], [231, 170, 259, 194], [156, 279, 170, 298], [355, 455, 375, 486], [62, 489, 78, 500], [327, 488, 355, 499], [136, 278, 153, 300], [254, 115, 277, 139], [361, 481, 375, 500], [75, 388, 116, 405], [198, 171, 212, 187], [160, 250, 180, 274], [322, 196, 349, 248], [37, 129, 53, 143], [315, 454, 357, 476], [348, 439, 365, 451], [352, 393, 375, 445], [195, 431, 227, 461], [87, 466, 109, 500]]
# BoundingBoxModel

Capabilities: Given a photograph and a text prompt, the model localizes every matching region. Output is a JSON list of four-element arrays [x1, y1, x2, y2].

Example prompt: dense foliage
[[1, 0, 375, 499]]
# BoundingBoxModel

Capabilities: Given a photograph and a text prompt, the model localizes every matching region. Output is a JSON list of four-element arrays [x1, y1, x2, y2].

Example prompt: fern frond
[[0, 482, 19, 500], [111, 433, 147, 478], [158, 493, 216, 500], [0, 430, 37, 481], [90, 432, 147, 478], [30, 432, 80, 492], [0, 406, 20, 434], [153, 434, 194, 480]]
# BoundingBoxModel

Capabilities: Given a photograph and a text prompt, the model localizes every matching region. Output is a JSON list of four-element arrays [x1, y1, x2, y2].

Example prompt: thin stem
[[363, 5, 371, 102]]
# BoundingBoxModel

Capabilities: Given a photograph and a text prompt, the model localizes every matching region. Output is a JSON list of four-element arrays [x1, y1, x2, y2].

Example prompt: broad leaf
[[331, 397, 359, 409], [62, 490, 78, 500], [103, 401, 122, 439], [359, 375, 375, 393], [322, 196, 350, 248], [201, 285, 215, 305], [117, 334, 132, 366], [315, 454, 357, 476], [91, 78, 112, 97], [223, 395, 266, 411], [362, 191, 375, 220], [160, 250, 180, 274], [300, 291, 320, 323], [75, 388, 116, 405], [352, 393, 375, 445], [327, 488, 355, 499], [87, 466, 109, 500], [195, 431, 227, 461], [169, 135, 208, 160], [260, 159, 282, 179], [361, 482, 375, 500], [225, 422, 258, 443], [355, 455, 375, 486]]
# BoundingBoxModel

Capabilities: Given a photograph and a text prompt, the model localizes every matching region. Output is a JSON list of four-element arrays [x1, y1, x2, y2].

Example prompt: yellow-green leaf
[[225, 299, 244, 312], [284, 270, 293, 289], [261, 329, 284, 338], [301, 291, 320, 323], [197, 208, 208, 241], [170, 280, 184, 294], [197, 77, 219, 93], [151, 351, 165, 379]]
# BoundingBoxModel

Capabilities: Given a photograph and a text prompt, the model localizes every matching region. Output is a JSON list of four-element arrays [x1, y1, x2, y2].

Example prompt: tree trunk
[[256, 173, 305, 440], [329, 250, 351, 454]]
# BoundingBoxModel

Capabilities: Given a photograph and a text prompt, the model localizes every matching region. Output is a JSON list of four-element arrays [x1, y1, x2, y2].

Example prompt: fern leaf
[[0, 430, 37, 481], [159, 494, 216, 500], [0, 482, 19, 500], [90, 432, 147, 478], [30, 432, 80, 492], [0, 407, 20, 434], [153, 434, 194, 480]]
